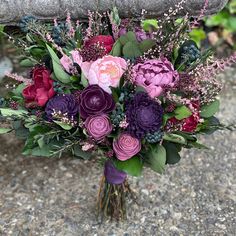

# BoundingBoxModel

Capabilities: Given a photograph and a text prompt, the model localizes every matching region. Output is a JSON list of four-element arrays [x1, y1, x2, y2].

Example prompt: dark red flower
[[84, 35, 114, 54], [23, 66, 55, 107]]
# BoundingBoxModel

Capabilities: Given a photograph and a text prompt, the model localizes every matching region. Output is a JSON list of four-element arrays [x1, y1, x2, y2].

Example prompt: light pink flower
[[60, 55, 73, 73], [113, 133, 141, 161], [132, 58, 179, 98], [71, 50, 83, 66], [82, 55, 127, 94], [85, 114, 113, 141]]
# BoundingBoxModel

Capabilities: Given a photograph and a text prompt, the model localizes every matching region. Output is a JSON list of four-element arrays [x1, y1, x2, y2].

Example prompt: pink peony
[[113, 133, 141, 161], [85, 114, 113, 140], [132, 58, 179, 98], [82, 55, 127, 94]]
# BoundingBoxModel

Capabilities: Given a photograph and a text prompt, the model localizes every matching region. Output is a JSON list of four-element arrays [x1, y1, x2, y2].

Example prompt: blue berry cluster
[[176, 40, 201, 67], [52, 23, 69, 46], [145, 130, 163, 144], [119, 84, 135, 103], [53, 81, 63, 93], [19, 16, 37, 33], [110, 105, 125, 127]]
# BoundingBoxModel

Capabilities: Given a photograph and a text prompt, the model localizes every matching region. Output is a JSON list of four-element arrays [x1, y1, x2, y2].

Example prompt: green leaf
[[37, 136, 45, 149], [115, 156, 143, 177], [20, 59, 35, 67], [13, 83, 26, 96], [163, 113, 175, 125], [53, 121, 73, 130], [163, 133, 187, 145], [81, 73, 89, 87], [200, 100, 220, 118], [46, 44, 70, 84], [119, 35, 129, 45], [139, 39, 156, 53], [0, 24, 5, 33], [126, 31, 137, 42], [174, 105, 192, 120], [73, 145, 92, 159], [0, 128, 12, 134], [189, 28, 207, 47], [0, 108, 28, 117], [141, 19, 158, 31], [111, 40, 122, 56], [123, 42, 142, 59], [163, 141, 181, 165], [146, 145, 166, 174]]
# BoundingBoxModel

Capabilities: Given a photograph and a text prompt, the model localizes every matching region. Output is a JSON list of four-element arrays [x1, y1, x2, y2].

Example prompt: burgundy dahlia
[[45, 94, 79, 121], [125, 92, 163, 139], [79, 85, 115, 119]]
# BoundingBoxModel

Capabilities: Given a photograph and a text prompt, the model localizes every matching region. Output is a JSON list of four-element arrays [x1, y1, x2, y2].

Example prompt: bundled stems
[[97, 176, 135, 221]]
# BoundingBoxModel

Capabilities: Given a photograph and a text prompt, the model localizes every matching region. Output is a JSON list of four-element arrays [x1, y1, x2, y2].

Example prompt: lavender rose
[[125, 92, 163, 139], [113, 133, 141, 161], [79, 85, 115, 119], [45, 94, 79, 121], [132, 58, 179, 98], [85, 114, 113, 140]]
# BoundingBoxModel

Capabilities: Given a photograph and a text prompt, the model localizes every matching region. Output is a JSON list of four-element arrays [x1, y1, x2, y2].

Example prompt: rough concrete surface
[[0, 68, 236, 236], [0, 0, 228, 25]]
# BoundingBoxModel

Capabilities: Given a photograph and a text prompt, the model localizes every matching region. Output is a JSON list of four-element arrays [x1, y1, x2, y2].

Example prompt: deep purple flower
[[45, 94, 79, 121], [104, 161, 127, 185], [125, 92, 163, 139], [79, 85, 115, 119]]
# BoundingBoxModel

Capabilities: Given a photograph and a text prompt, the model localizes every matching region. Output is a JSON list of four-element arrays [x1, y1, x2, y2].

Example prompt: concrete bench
[[0, 0, 228, 25]]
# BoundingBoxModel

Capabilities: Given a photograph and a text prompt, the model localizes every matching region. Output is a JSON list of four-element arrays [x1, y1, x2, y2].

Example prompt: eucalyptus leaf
[[115, 156, 143, 177], [20, 58, 35, 67], [139, 39, 156, 53], [174, 105, 192, 120], [200, 100, 220, 118], [0, 108, 28, 117], [163, 133, 187, 145], [46, 44, 70, 84], [73, 145, 92, 159], [111, 40, 122, 56], [123, 42, 142, 59], [163, 141, 181, 165], [146, 145, 166, 174], [0, 128, 12, 134], [54, 121, 73, 130]]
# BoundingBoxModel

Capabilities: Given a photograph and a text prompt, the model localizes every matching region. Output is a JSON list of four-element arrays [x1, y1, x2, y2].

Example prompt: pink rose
[[113, 133, 141, 161], [85, 114, 113, 140], [82, 55, 127, 94], [71, 50, 83, 66], [132, 58, 179, 98]]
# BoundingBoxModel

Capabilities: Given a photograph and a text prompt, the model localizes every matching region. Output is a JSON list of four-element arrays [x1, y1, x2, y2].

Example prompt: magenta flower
[[113, 133, 141, 161], [132, 58, 179, 98], [85, 114, 113, 141]]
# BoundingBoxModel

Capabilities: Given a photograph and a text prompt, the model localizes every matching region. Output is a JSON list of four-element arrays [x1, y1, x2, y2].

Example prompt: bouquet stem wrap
[[97, 161, 131, 221]]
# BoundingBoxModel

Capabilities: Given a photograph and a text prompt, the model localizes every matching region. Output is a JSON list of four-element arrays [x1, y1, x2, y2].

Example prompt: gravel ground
[[0, 69, 236, 236]]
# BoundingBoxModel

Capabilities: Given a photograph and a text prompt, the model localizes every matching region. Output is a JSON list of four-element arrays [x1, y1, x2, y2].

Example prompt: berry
[[19, 16, 37, 33], [145, 130, 163, 144], [110, 105, 125, 127], [175, 40, 201, 67], [52, 22, 69, 46]]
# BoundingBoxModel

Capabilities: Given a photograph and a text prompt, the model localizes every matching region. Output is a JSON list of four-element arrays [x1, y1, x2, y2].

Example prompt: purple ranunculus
[[125, 92, 163, 139], [132, 58, 179, 98], [79, 85, 115, 119], [104, 161, 127, 185], [85, 114, 113, 141], [45, 94, 79, 121]]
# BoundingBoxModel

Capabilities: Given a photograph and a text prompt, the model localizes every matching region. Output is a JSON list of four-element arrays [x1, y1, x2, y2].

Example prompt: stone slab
[[0, 0, 229, 25]]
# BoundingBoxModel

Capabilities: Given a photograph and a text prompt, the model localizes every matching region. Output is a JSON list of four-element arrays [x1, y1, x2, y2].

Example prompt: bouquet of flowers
[[0, 3, 235, 220]]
